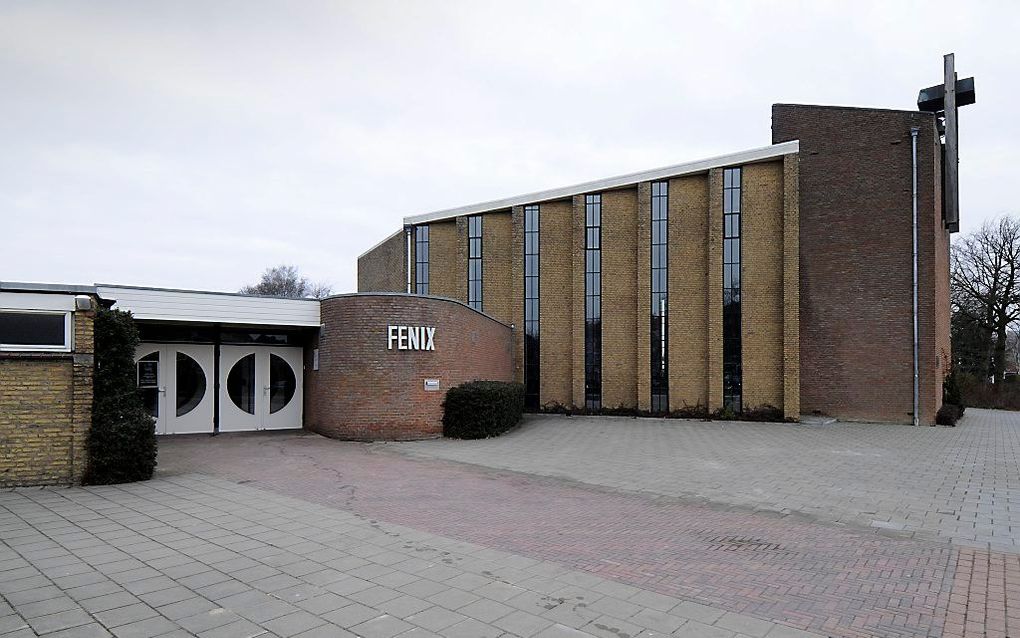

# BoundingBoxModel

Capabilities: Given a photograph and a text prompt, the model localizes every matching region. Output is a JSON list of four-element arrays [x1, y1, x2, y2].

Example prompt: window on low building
[[0, 311, 72, 352]]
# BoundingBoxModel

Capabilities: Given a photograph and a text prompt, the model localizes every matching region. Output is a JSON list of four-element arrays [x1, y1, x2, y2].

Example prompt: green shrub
[[942, 371, 966, 416], [936, 403, 962, 426], [443, 381, 524, 439], [85, 308, 157, 484]]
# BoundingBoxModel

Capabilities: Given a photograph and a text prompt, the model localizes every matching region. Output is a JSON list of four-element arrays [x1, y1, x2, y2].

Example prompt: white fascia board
[[0, 292, 76, 311], [403, 140, 799, 225], [356, 228, 404, 261], [95, 284, 321, 327]]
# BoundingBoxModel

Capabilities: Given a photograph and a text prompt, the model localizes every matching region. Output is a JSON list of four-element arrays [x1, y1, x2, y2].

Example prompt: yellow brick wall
[[510, 206, 525, 384], [381, 158, 798, 418], [358, 230, 407, 292], [741, 162, 785, 409], [571, 195, 587, 405], [423, 220, 460, 300], [782, 154, 801, 418], [601, 188, 639, 409], [707, 168, 725, 411], [636, 183, 652, 411], [0, 307, 95, 487], [669, 175, 711, 411], [539, 200, 574, 407], [481, 211, 513, 325]]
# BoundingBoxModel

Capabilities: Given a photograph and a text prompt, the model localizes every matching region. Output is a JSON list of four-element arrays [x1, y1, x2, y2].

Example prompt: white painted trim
[[97, 285, 321, 327], [403, 141, 799, 225], [0, 309, 72, 352], [0, 292, 76, 311]]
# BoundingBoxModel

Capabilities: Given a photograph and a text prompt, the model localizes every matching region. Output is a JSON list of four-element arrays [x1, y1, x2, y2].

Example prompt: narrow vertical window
[[584, 194, 602, 410], [650, 181, 669, 413], [467, 216, 483, 310], [415, 225, 429, 295], [524, 205, 540, 410], [723, 167, 742, 412]]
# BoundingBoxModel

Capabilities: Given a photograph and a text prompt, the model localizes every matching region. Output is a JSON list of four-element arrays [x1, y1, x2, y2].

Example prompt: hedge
[[443, 381, 524, 439], [85, 308, 158, 484], [936, 403, 963, 426]]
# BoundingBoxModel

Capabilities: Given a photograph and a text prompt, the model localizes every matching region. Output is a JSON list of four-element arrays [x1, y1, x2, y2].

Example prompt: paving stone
[[197, 617, 271, 638], [492, 609, 554, 637], [93, 602, 159, 628], [351, 613, 414, 638], [715, 612, 776, 637], [26, 608, 94, 634], [673, 620, 736, 638], [442, 617, 505, 638], [45, 622, 114, 638], [261, 610, 327, 637], [322, 602, 380, 628]]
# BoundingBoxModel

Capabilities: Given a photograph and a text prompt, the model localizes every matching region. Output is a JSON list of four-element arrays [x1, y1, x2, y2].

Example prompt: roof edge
[[356, 228, 404, 261], [403, 140, 798, 225], [95, 283, 322, 302], [321, 291, 513, 329]]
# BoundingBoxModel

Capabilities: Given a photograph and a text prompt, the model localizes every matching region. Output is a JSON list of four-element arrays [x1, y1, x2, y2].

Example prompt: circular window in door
[[227, 354, 256, 414], [269, 354, 296, 414], [138, 351, 160, 419], [176, 352, 207, 417]]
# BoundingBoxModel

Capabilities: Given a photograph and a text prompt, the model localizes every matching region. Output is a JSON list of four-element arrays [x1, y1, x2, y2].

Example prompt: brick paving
[[153, 411, 1020, 638], [394, 408, 1020, 551], [0, 476, 820, 638], [7, 409, 1018, 637]]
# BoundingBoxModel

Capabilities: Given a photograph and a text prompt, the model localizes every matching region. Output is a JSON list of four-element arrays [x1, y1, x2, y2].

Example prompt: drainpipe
[[911, 127, 920, 426], [405, 225, 413, 294]]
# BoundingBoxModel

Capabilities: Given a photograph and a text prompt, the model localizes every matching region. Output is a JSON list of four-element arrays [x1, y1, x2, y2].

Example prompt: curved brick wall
[[305, 294, 513, 440]]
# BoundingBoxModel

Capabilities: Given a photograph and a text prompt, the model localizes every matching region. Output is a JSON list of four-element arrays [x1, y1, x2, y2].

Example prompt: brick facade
[[773, 104, 948, 424], [0, 307, 95, 487], [357, 229, 406, 293], [358, 103, 949, 425], [305, 294, 513, 440], [361, 157, 799, 419]]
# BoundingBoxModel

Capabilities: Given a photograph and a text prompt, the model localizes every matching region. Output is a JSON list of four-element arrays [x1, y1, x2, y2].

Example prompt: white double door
[[219, 346, 302, 432], [135, 344, 215, 435]]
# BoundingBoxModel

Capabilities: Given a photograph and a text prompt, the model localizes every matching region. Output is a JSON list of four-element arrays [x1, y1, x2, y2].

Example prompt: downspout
[[911, 127, 920, 426], [405, 225, 413, 294]]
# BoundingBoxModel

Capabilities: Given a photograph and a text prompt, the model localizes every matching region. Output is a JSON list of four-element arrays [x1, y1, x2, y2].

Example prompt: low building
[[357, 104, 952, 425], [1, 283, 512, 486]]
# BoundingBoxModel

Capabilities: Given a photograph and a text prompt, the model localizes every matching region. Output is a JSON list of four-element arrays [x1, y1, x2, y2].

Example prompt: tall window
[[524, 205, 540, 410], [414, 225, 429, 295], [723, 167, 742, 412], [584, 194, 602, 410], [467, 216, 483, 310], [650, 181, 669, 413]]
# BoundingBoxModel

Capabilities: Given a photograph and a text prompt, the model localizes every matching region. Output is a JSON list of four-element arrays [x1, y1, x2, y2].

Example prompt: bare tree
[[951, 216, 1020, 385], [240, 264, 332, 299]]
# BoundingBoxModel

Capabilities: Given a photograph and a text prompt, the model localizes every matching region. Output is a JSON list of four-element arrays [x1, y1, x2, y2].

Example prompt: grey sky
[[2, 1, 1016, 294]]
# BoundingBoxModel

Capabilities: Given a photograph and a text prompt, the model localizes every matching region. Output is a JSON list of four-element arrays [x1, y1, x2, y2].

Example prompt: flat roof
[[0, 281, 99, 295], [403, 140, 798, 225]]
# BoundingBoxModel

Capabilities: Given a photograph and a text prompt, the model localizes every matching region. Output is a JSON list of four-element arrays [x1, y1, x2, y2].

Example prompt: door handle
[[158, 387, 166, 394]]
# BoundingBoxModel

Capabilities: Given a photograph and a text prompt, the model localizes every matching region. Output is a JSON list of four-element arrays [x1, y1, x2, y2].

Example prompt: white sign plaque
[[423, 378, 440, 391], [387, 325, 436, 351]]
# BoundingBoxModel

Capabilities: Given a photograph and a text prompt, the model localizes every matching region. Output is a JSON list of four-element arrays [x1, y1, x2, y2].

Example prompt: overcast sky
[[2, 1, 1016, 294]]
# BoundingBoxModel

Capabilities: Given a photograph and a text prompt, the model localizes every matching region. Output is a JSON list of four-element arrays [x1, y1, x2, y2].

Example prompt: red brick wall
[[773, 104, 946, 424], [305, 294, 513, 440]]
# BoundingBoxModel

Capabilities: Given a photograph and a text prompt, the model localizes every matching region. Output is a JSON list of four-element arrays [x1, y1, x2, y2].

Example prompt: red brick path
[[158, 433, 1019, 638]]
